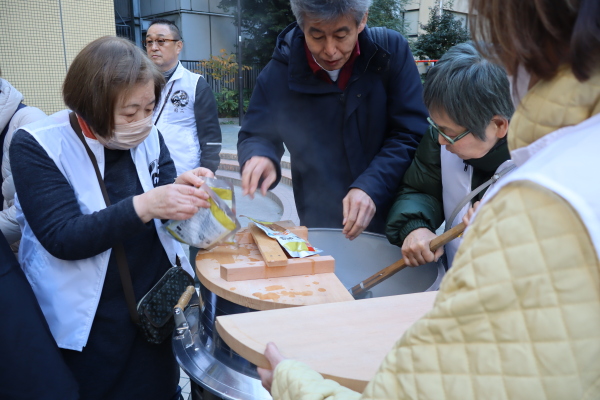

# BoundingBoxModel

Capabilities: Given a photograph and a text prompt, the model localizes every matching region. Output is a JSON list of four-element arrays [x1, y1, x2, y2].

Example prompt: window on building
[[449, 11, 469, 31], [402, 10, 419, 38]]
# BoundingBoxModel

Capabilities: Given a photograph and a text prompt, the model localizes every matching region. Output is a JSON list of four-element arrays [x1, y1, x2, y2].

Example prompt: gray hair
[[423, 42, 514, 141], [290, 0, 372, 28]]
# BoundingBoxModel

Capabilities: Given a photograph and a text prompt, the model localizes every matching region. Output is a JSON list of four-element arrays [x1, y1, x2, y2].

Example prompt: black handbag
[[71, 113, 194, 344], [135, 261, 194, 344]]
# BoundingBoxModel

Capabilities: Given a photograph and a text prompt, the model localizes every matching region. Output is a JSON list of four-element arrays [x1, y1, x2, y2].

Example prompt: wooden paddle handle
[[350, 222, 466, 297], [174, 286, 196, 311]]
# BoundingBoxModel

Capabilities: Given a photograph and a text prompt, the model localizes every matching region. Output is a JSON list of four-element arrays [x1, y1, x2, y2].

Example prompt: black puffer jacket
[[237, 23, 428, 233]]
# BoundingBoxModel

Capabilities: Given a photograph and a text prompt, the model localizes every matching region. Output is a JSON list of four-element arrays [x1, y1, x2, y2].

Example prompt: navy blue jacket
[[0, 233, 79, 400], [238, 23, 429, 233]]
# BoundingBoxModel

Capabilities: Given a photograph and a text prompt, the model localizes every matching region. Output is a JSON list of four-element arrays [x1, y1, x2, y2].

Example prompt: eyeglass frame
[[144, 38, 181, 48], [427, 117, 472, 145]]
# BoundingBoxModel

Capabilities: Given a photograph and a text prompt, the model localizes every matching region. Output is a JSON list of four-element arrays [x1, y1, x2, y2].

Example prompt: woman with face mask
[[255, 1, 600, 399], [10, 36, 212, 400]]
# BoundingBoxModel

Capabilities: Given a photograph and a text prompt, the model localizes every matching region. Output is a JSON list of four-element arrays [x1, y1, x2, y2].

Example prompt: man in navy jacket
[[238, 0, 428, 239]]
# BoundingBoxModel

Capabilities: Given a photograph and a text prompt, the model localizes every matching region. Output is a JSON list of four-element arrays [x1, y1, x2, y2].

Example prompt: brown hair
[[469, 0, 600, 82], [63, 36, 164, 138]]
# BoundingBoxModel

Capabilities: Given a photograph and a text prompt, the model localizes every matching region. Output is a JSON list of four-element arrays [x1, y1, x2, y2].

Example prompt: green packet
[[164, 177, 240, 249], [243, 216, 322, 258]]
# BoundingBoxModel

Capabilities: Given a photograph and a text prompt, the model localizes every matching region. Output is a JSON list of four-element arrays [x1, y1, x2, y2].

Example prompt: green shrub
[[214, 88, 251, 118], [198, 50, 252, 117]]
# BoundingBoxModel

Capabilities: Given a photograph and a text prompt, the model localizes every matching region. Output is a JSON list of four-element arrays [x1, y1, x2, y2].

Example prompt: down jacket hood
[[271, 22, 297, 65], [0, 79, 23, 131]]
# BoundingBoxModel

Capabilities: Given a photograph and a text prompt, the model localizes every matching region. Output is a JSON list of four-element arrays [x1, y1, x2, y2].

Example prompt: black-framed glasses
[[144, 38, 180, 48], [427, 117, 471, 145]]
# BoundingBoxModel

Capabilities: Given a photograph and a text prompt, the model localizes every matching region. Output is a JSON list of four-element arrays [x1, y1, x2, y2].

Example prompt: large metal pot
[[174, 229, 445, 400]]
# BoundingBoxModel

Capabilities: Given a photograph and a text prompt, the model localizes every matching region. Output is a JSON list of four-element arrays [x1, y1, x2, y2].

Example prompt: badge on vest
[[148, 159, 160, 186], [171, 90, 189, 113]]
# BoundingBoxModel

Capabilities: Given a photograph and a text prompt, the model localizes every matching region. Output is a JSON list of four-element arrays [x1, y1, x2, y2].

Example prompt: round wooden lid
[[195, 242, 354, 311]]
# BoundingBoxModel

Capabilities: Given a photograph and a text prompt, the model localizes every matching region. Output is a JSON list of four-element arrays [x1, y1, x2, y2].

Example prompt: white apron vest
[[15, 110, 193, 351], [479, 113, 600, 257], [440, 147, 514, 266], [154, 62, 201, 176]]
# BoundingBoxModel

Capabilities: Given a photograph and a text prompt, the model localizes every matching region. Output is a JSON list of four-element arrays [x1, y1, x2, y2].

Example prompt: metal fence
[[180, 60, 262, 94], [116, 24, 133, 42], [114, 0, 135, 43]]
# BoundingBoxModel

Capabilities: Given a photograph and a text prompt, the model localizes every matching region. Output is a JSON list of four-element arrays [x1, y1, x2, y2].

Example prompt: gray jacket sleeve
[[1, 106, 46, 244], [194, 76, 222, 173]]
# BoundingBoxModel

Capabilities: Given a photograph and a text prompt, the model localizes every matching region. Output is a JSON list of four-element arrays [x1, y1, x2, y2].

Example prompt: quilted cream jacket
[[271, 68, 600, 400]]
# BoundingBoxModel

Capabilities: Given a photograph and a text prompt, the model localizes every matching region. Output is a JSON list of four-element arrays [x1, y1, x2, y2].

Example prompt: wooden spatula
[[248, 222, 289, 267], [349, 222, 466, 297]]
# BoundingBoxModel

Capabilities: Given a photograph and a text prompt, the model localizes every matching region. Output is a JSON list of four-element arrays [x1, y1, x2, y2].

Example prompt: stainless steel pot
[[174, 229, 445, 400]]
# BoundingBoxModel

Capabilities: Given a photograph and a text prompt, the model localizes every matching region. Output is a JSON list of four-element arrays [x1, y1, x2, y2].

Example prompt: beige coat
[[271, 68, 600, 400]]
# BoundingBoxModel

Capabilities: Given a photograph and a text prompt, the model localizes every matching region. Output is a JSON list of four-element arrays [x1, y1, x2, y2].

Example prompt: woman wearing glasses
[[385, 42, 514, 268]]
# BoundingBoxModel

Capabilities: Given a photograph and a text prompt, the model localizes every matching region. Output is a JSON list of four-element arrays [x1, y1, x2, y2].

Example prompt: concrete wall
[[181, 13, 211, 60], [0, 0, 115, 114], [140, 0, 236, 61]]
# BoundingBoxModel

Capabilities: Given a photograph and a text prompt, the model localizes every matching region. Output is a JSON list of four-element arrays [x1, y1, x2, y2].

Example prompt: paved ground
[[218, 123, 291, 225], [220, 123, 241, 151], [220, 123, 290, 156]]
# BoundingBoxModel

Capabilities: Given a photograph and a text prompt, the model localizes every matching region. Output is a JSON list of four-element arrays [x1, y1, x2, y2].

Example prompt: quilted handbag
[[136, 264, 194, 344]]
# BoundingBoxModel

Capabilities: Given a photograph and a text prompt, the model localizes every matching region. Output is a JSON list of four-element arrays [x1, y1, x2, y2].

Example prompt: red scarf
[[304, 41, 360, 90]]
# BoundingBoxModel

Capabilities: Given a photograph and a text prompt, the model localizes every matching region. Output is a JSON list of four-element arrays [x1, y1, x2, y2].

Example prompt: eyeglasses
[[144, 38, 180, 48], [427, 117, 471, 145]]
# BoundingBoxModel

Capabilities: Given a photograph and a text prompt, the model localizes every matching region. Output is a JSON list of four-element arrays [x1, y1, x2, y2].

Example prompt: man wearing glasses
[[386, 42, 515, 269], [146, 19, 221, 175]]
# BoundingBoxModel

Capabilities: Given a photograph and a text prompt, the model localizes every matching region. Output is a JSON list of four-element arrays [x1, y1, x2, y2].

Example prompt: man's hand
[[342, 188, 376, 240], [241, 156, 277, 198], [133, 184, 210, 223], [401, 227, 444, 267], [462, 201, 481, 227], [257, 342, 286, 393], [175, 167, 215, 187]]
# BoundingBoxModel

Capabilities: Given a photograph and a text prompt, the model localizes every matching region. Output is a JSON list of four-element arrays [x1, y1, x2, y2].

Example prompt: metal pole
[[237, 0, 244, 124], [136, 0, 144, 47]]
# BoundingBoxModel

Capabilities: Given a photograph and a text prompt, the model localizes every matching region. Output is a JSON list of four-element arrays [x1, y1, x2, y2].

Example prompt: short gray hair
[[423, 42, 514, 141], [290, 0, 372, 28]]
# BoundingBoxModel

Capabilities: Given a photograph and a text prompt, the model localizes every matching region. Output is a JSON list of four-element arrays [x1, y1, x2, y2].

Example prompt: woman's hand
[[257, 342, 286, 393], [175, 167, 215, 187], [402, 228, 444, 267], [133, 184, 210, 223], [462, 201, 481, 227]]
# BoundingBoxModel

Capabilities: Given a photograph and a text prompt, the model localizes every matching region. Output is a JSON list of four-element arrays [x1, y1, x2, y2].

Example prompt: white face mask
[[507, 64, 531, 108], [96, 115, 153, 150]]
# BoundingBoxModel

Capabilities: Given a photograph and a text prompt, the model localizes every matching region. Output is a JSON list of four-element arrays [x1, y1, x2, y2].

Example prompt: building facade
[[0, 0, 115, 114], [404, 0, 470, 38], [115, 0, 237, 62]]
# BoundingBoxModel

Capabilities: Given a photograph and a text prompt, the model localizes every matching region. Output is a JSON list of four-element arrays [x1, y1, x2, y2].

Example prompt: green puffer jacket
[[385, 126, 510, 247]]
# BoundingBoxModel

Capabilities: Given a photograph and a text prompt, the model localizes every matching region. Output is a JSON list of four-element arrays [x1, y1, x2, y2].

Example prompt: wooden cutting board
[[216, 291, 437, 392], [195, 242, 354, 311]]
